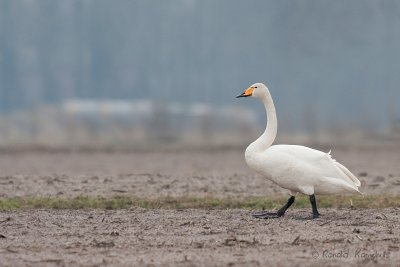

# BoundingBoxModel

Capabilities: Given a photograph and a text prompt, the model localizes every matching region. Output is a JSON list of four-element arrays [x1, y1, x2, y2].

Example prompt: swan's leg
[[309, 194, 320, 219], [252, 196, 295, 219]]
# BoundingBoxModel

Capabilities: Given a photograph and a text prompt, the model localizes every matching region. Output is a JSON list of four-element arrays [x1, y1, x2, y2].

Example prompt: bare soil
[[0, 146, 399, 198], [0, 146, 399, 266], [0, 209, 399, 267]]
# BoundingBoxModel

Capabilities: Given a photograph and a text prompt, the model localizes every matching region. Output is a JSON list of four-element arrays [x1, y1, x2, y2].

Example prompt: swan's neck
[[247, 91, 277, 154]]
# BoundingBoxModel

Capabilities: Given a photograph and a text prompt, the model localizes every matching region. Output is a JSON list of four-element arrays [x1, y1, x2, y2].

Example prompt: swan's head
[[236, 83, 268, 99]]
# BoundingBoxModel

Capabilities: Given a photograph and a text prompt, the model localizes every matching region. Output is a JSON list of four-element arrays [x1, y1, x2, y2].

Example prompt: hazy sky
[[1, 0, 399, 132]]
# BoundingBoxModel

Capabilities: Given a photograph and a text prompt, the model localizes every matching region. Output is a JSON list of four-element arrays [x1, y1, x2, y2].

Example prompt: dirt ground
[[0, 146, 399, 198], [0, 146, 400, 266], [0, 208, 399, 267]]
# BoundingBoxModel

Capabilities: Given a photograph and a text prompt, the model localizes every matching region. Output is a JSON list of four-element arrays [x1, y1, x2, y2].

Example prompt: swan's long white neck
[[246, 89, 277, 154]]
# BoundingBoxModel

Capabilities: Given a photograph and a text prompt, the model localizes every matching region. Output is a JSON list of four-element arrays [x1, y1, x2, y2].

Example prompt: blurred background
[[1, 0, 400, 149]]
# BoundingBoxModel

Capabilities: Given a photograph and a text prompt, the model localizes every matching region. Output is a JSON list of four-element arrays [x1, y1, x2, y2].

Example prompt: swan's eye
[[254, 86, 258, 88]]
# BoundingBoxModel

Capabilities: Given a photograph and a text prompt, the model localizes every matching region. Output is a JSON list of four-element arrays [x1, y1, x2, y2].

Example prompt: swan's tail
[[327, 150, 361, 188], [322, 176, 362, 195], [334, 161, 361, 187]]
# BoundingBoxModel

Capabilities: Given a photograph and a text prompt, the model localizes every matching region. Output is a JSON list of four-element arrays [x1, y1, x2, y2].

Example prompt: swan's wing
[[269, 145, 361, 189]]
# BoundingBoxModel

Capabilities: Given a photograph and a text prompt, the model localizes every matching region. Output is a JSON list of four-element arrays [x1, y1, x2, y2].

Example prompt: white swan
[[237, 83, 361, 219]]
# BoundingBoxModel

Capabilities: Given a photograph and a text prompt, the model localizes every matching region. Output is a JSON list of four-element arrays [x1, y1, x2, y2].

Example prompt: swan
[[237, 83, 361, 219]]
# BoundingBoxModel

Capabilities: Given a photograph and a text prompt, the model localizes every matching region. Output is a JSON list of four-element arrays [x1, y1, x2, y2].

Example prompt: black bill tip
[[236, 93, 250, 98]]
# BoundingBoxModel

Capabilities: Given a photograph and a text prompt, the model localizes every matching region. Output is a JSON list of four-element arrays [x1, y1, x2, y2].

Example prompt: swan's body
[[237, 83, 361, 219], [246, 145, 361, 196]]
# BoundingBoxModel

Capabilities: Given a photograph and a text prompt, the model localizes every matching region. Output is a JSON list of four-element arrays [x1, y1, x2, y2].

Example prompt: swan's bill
[[236, 87, 253, 98]]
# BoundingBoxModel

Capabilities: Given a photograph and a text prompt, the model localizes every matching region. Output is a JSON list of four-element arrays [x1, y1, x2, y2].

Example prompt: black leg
[[253, 196, 295, 219], [309, 194, 320, 219]]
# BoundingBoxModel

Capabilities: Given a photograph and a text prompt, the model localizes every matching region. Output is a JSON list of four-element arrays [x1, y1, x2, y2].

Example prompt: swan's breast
[[245, 146, 302, 189], [245, 148, 273, 179]]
